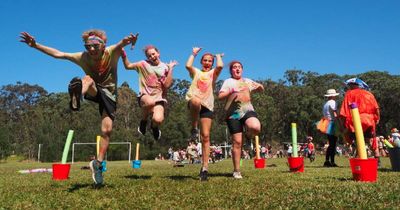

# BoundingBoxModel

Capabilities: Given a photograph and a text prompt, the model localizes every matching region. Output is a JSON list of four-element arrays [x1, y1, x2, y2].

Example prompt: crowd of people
[[165, 142, 226, 165], [20, 29, 398, 186]]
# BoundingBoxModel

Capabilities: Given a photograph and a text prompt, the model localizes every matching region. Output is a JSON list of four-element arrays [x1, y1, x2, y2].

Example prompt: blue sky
[[2, 0, 399, 93]]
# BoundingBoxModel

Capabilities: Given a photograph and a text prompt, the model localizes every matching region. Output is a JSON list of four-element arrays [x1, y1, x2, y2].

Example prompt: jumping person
[[20, 30, 138, 186], [122, 45, 177, 140], [218, 60, 264, 179], [185, 47, 223, 181]]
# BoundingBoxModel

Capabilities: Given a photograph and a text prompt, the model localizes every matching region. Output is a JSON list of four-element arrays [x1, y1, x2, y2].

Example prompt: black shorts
[[187, 102, 214, 119], [84, 85, 116, 121], [137, 94, 166, 108], [226, 111, 258, 134]]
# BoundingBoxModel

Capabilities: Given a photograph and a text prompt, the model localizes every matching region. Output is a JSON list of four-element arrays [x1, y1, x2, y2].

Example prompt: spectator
[[339, 78, 381, 166]]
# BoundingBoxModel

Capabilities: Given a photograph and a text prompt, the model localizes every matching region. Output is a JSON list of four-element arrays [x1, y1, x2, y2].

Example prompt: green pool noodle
[[291, 123, 298, 157], [61, 130, 74, 164]]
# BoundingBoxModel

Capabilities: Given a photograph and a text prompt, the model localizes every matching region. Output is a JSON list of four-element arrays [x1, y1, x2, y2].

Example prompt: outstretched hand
[[123, 33, 139, 50], [20, 32, 36, 47], [192, 47, 202, 56], [252, 83, 265, 92], [167, 60, 179, 69], [215, 53, 224, 57]]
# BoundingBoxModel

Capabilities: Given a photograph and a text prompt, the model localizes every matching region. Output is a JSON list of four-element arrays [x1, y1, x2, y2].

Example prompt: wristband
[[121, 49, 127, 59]]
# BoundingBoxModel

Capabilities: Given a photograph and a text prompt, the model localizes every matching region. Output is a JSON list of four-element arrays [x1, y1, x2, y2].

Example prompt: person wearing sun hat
[[339, 78, 381, 164], [317, 89, 340, 167]]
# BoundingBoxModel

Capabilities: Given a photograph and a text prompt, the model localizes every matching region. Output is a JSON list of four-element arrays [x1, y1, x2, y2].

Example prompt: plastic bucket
[[288, 157, 304, 172], [254, 158, 265, 169], [52, 163, 71, 180], [349, 158, 378, 182], [388, 148, 400, 171], [132, 160, 142, 169]]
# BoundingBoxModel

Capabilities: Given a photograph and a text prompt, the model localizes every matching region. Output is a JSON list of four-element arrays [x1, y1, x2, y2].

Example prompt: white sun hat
[[324, 89, 339, 97]]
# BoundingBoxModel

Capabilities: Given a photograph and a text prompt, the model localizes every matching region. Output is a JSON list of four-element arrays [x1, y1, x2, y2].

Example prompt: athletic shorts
[[226, 111, 258, 134], [84, 85, 116, 121], [187, 102, 214, 119]]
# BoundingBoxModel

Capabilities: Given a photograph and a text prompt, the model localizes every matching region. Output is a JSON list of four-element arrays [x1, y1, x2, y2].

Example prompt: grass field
[[0, 156, 399, 209]]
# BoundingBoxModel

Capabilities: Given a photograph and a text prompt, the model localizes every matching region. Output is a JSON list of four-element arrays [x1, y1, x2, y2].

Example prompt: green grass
[[0, 156, 399, 209]]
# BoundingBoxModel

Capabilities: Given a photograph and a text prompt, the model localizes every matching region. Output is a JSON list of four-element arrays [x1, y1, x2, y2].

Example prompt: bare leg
[[232, 132, 243, 172], [82, 75, 97, 97], [152, 104, 165, 127], [244, 117, 261, 139], [98, 113, 113, 162], [189, 98, 201, 130], [200, 117, 212, 170]]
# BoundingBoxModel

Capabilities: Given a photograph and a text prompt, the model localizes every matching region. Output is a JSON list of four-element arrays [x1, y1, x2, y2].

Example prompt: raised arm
[[20, 32, 67, 59], [163, 60, 179, 89], [121, 48, 142, 70], [213, 53, 224, 78], [185, 47, 202, 77]]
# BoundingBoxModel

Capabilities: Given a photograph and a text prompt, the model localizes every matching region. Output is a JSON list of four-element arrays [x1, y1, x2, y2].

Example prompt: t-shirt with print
[[220, 78, 257, 120], [185, 68, 215, 111], [131, 60, 169, 103], [65, 45, 120, 101]]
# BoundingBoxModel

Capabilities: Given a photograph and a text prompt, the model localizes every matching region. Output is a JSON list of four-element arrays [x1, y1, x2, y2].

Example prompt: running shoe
[[89, 160, 103, 185], [152, 127, 161, 140], [199, 168, 208, 181], [68, 77, 82, 111], [233, 171, 243, 179]]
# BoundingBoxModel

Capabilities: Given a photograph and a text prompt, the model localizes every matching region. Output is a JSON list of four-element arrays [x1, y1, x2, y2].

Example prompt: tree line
[[1, 70, 399, 161]]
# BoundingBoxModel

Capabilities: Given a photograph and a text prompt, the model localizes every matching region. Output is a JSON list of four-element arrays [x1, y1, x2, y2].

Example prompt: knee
[[201, 133, 210, 142], [152, 115, 164, 125], [140, 96, 155, 108], [102, 126, 112, 137], [247, 124, 261, 134], [190, 98, 201, 108], [82, 75, 94, 85]]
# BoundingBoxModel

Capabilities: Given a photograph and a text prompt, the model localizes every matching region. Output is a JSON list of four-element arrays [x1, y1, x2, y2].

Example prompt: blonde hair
[[82, 29, 107, 43]]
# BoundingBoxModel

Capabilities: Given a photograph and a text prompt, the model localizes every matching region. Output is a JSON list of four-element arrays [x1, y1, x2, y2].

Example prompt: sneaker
[[199, 169, 208, 181], [68, 77, 82, 111], [151, 126, 161, 140], [190, 128, 199, 141], [233, 171, 242, 179], [138, 120, 147, 135], [89, 160, 103, 185], [323, 161, 331, 167]]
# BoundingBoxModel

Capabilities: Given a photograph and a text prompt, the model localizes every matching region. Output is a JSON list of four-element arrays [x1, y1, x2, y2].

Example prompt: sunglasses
[[84, 44, 101, 50]]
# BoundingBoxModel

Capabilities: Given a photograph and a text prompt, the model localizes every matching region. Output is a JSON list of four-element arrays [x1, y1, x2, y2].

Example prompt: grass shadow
[[305, 165, 346, 169], [336, 177, 354, 182], [165, 175, 196, 181], [208, 172, 232, 178], [378, 168, 398, 173], [124, 175, 152, 180], [67, 183, 112, 192]]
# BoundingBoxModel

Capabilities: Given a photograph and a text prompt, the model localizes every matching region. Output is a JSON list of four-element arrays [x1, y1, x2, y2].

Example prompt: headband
[[86, 35, 104, 44]]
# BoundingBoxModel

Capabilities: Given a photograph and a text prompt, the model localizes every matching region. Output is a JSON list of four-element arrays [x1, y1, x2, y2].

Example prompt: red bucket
[[288, 157, 304, 172], [254, 158, 265, 169], [52, 163, 71, 180], [349, 158, 377, 182]]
